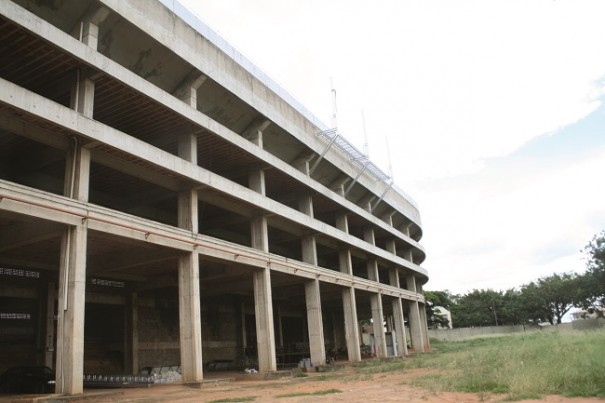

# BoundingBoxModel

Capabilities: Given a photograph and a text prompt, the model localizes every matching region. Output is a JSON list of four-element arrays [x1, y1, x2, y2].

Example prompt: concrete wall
[[427, 321, 604, 341]]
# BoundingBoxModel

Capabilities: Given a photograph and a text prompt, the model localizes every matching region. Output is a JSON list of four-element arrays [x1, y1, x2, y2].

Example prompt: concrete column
[[419, 302, 431, 351], [363, 227, 375, 246], [386, 239, 397, 255], [177, 137, 203, 381], [178, 132, 198, 165], [301, 193, 317, 266], [64, 140, 91, 202], [249, 169, 265, 196], [367, 259, 379, 282], [302, 234, 317, 265], [178, 189, 198, 232], [341, 287, 361, 362], [276, 304, 284, 347], [44, 282, 56, 368], [251, 215, 269, 252], [298, 194, 314, 217], [370, 293, 387, 358], [407, 299, 425, 352], [392, 298, 408, 357], [178, 253, 203, 382], [367, 258, 386, 358], [335, 213, 348, 233], [128, 292, 139, 374], [406, 274, 427, 352], [244, 120, 271, 149], [249, 164, 276, 373], [253, 268, 277, 372], [175, 74, 207, 108], [55, 224, 87, 395], [338, 248, 352, 275], [305, 279, 326, 366], [389, 269, 400, 289]]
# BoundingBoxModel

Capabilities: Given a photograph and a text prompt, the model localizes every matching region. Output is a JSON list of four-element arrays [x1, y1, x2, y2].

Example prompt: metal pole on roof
[[330, 77, 338, 130], [362, 110, 369, 157]]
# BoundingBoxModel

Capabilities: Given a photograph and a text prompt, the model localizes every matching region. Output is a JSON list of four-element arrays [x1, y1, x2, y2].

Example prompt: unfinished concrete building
[[0, 0, 430, 395]]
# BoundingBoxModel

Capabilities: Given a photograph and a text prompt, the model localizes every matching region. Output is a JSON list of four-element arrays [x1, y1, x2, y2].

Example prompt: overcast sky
[[179, 0, 605, 294]]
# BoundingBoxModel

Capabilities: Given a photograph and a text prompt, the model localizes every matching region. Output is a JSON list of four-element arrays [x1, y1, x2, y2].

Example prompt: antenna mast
[[330, 77, 337, 130], [362, 110, 369, 157], [385, 136, 393, 179]]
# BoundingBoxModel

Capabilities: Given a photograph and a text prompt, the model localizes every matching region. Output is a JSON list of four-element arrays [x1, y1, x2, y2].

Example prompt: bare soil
[[1, 367, 602, 402]]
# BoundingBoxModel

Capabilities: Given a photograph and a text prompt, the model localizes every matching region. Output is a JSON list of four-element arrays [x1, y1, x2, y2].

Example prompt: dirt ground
[[1, 367, 602, 403]]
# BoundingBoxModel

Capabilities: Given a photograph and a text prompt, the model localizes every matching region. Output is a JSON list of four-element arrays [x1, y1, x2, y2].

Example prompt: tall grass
[[412, 331, 605, 399], [354, 330, 605, 400]]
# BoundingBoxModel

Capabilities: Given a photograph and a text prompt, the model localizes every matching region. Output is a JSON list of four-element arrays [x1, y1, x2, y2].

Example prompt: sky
[[179, 0, 605, 295]]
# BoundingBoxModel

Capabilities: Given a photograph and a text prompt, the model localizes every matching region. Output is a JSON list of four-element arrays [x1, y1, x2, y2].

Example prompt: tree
[[451, 289, 505, 327], [576, 231, 605, 317], [520, 273, 580, 325], [424, 290, 455, 329]]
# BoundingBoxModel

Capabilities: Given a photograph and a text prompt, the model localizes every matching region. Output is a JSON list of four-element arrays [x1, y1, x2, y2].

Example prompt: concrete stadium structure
[[0, 0, 430, 395]]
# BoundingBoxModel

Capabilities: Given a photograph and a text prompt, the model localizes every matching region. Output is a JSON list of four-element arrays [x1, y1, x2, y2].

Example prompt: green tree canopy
[[424, 290, 455, 328], [520, 272, 580, 325], [450, 289, 504, 327], [576, 231, 605, 317]]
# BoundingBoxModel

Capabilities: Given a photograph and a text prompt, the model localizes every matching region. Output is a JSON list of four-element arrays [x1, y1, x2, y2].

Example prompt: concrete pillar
[[335, 213, 348, 233], [64, 143, 91, 202], [339, 248, 352, 275], [253, 268, 277, 372], [341, 287, 361, 362], [244, 119, 271, 149], [419, 302, 431, 351], [301, 234, 317, 265], [44, 282, 56, 368], [178, 189, 198, 232], [178, 253, 203, 382], [367, 259, 386, 358], [175, 74, 207, 108], [367, 259, 379, 282], [249, 164, 276, 372], [386, 239, 397, 255], [176, 132, 203, 382], [298, 194, 314, 217], [370, 293, 387, 358], [249, 169, 265, 196], [127, 292, 139, 374], [300, 191, 317, 266], [55, 224, 87, 395], [363, 227, 375, 246], [178, 132, 198, 164], [406, 274, 427, 352], [276, 304, 284, 347], [392, 298, 408, 357], [305, 279, 326, 366], [389, 267, 400, 289]]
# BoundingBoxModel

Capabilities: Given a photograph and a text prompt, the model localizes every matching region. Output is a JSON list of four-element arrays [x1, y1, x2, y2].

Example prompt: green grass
[[208, 397, 257, 402], [275, 388, 342, 398], [396, 331, 605, 400]]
